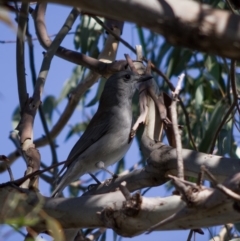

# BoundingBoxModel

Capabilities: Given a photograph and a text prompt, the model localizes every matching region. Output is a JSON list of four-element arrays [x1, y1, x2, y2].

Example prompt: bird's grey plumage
[[52, 70, 152, 197]]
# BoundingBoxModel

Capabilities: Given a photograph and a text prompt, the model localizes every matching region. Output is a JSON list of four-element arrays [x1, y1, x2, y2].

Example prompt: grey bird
[[52, 70, 152, 197]]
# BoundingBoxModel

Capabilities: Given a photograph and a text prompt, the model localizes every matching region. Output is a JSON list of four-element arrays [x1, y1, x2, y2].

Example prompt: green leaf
[[166, 47, 182, 78], [204, 55, 226, 94], [113, 230, 118, 241], [74, 22, 81, 50], [12, 105, 21, 129], [195, 83, 204, 110], [217, 128, 228, 155], [156, 41, 172, 66], [198, 99, 228, 152], [85, 78, 106, 107], [136, 27, 147, 56], [234, 223, 240, 233], [44, 214, 64, 241], [68, 182, 80, 197], [74, 16, 103, 56], [6, 216, 39, 227], [65, 122, 89, 141], [100, 231, 106, 241], [42, 95, 56, 124], [57, 66, 84, 104], [115, 158, 125, 174], [166, 48, 192, 78]]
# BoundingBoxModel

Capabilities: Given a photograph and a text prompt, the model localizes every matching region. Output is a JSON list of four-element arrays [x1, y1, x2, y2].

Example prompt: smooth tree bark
[[18, 0, 240, 60]]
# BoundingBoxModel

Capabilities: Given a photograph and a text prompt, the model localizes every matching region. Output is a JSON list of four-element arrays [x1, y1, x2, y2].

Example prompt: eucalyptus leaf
[[137, 27, 147, 56], [85, 78, 106, 107], [195, 84, 204, 110], [65, 122, 89, 141], [42, 95, 56, 124], [57, 66, 84, 104], [115, 158, 125, 174], [45, 215, 64, 241], [12, 105, 20, 129], [74, 15, 103, 56], [198, 99, 228, 152]]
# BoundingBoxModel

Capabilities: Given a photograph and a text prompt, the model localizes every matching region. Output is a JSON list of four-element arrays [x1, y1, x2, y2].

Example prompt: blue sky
[[0, 3, 217, 241]]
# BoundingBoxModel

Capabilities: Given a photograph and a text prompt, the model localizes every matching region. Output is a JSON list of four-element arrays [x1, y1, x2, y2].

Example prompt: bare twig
[[119, 181, 131, 200], [171, 73, 185, 179], [30, 7, 79, 110], [26, 22, 58, 171], [0, 155, 14, 181], [225, 0, 237, 13], [230, 60, 240, 115], [16, 3, 29, 111], [209, 224, 233, 241], [92, 16, 135, 52], [0, 159, 68, 188], [187, 230, 194, 241], [124, 54, 138, 73], [0, 31, 76, 44], [202, 166, 240, 201]]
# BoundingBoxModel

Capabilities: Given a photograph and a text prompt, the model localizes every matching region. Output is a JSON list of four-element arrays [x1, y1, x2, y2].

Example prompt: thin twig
[[16, 3, 29, 111], [0, 159, 67, 188], [30, 7, 79, 110], [187, 230, 194, 241], [93, 16, 135, 53], [230, 60, 240, 115], [171, 74, 185, 179], [26, 22, 58, 172], [225, 0, 237, 13], [119, 181, 131, 200], [202, 166, 240, 201], [0, 155, 14, 181], [0, 31, 76, 44]]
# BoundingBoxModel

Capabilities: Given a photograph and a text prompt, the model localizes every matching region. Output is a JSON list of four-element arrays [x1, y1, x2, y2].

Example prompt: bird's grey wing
[[67, 110, 114, 166], [52, 111, 113, 197]]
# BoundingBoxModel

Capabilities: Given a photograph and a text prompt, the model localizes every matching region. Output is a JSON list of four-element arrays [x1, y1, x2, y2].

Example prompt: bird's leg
[[95, 161, 118, 178], [88, 172, 101, 184]]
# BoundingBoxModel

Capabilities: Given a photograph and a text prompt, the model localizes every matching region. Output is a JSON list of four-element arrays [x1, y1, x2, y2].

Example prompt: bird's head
[[103, 70, 152, 100]]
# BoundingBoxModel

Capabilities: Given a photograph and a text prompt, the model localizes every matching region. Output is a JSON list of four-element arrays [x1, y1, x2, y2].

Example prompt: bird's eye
[[125, 74, 131, 80]]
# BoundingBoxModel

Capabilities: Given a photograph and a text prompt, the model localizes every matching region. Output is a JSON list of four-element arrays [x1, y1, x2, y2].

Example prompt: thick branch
[[1, 186, 240, 237], [21, 0, 240, 60]]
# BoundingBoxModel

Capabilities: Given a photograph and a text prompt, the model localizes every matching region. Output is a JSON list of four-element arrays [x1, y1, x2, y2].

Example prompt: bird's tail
[[51, 164, 85, 198], [51, 182, 64, 198]]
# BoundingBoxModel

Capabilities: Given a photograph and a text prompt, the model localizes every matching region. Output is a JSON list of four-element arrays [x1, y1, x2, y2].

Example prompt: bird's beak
[[137, 74, 152, 82]]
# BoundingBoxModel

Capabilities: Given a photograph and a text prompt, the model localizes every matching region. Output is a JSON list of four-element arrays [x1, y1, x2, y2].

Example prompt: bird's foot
[[95, 161, 118, 179]]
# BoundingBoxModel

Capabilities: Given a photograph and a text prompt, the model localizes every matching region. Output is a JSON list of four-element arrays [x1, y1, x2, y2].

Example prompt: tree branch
[[19, 0, 240, 60], [16, 3, 29, 111], [1, 179, 240, 237], [32, 3, 126, 76]]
